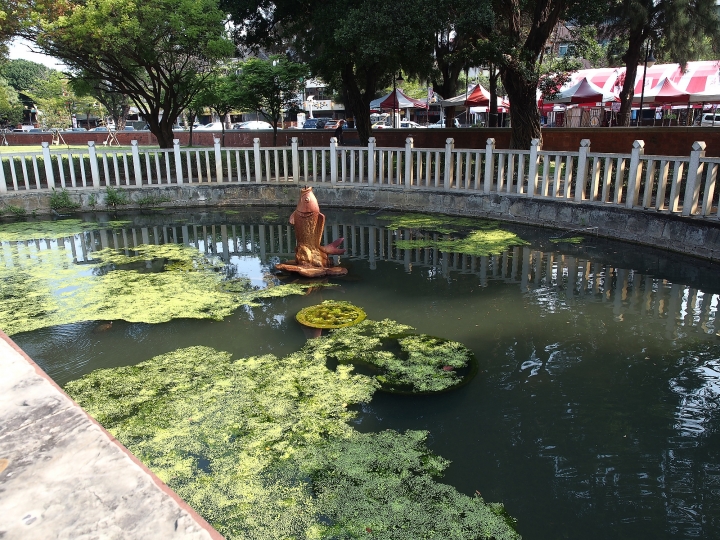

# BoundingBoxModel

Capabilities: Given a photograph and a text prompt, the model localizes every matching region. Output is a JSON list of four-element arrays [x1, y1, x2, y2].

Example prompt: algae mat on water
[[66, 345, 520, 540], [0, 241, 330, 335], [377, 212, 528, 256], [0, 218, 132, 242]]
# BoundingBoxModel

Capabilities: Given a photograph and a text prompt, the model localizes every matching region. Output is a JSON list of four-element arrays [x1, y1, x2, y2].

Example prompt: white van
[[695, 113, 720, 126]]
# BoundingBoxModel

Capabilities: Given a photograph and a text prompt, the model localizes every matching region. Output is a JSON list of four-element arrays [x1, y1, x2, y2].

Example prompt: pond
[[3, 207, 720, 539]]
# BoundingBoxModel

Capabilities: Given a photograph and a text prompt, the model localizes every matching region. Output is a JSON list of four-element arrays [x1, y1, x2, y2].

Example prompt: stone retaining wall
[[3, 183, 720, 262]]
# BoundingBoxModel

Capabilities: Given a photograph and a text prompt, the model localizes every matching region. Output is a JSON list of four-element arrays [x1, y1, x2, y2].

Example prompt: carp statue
[[275, 186, 348, 277]]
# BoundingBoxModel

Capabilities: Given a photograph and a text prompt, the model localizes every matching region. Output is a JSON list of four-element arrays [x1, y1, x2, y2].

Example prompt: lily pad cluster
[[377, 212, 529, 257], [0, 241, 331, 336], [65, 345, 518, 540], [296, 300, 367, 329], [303, 319, 476, 393]]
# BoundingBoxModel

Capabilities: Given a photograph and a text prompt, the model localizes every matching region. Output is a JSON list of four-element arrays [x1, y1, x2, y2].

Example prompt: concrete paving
[[0, 331, 223, 540]]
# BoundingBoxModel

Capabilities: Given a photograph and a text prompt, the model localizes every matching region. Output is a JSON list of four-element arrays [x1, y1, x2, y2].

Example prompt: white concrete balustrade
[[3, 136, 720, 219]]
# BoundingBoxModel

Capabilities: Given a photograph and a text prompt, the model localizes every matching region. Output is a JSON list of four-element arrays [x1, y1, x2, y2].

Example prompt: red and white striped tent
[[545, 76, 619, 104], [632, 77, 690, 104], [564, 61, 720, 103], [369, 89, 429, 110]]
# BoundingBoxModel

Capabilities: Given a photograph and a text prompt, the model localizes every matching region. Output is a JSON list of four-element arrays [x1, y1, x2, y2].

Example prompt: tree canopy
[[33, 0, 234, 147]]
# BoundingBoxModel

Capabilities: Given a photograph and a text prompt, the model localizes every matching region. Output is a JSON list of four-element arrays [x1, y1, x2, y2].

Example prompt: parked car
[[89, 127, 109, 132], [427, 118, 461, 128], [323, 120, 340, 130], [196, 122, 224, 130], [399, 121, 425, 129], [65, 127, 87, 132], [371, 122, 390, 129], [124, 126, 135, 131], [234, 121, 274, 130], [302, 118, 326, 129], [694, 113, 720, 126]]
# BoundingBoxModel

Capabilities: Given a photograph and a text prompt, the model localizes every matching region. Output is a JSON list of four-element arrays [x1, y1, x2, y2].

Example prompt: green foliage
[[303, 319, 475, 393], [49, 188, 81, 210], [0, 241, 325, 335], [0, 59, 52, 92], [87, 193, 97, 208], [65, 345, 518, 539], [538, 56, 583, 101], [235, 57, 307, 141], [0, 76, 23, 127], [4, 204, 26, 217], [296, 300, 367, 329], [35, 0, 235, 147], [135, 194, 172, 207], [104, 186, 130, 208]]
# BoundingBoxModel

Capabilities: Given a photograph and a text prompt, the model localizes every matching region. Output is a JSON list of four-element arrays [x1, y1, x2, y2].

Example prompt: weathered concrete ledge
[[2, 182, 720, 262], [0, 330, 223, 540]]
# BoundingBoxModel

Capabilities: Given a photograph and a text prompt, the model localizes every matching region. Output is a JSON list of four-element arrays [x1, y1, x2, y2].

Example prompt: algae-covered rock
[[296, 300, 366, 329], [65, 345, 519, 540], [303, 319, 476, 393]]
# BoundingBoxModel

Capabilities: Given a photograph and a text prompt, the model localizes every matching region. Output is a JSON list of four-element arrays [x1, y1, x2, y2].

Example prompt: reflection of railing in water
[[1, 222, 718, 337]]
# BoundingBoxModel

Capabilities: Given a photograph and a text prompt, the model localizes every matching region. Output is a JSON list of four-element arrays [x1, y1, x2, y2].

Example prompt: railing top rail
[[586, 152, 631, 159], [412, 147, 445, 152], [0, 151, 44, 158], [495, 149, 530, 155], [639, 154, 689, 161], [538, 150, 580, 157]]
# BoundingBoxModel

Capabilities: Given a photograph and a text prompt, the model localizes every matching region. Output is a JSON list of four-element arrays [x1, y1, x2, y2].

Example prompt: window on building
[[558, 44, 568, 57]]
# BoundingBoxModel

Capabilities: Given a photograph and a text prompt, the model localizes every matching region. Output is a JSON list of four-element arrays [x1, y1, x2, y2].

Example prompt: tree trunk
[[501, 64, 541, 149], [617, 34, 644, 127], [341, 63, 374, 146], [488, 64, 499, 128], [146, 113, 175, 148]]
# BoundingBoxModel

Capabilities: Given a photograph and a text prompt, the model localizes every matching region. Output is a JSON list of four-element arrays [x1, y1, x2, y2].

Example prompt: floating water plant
[[378, 212, 528, 256], [296, 300, 366, 329], [0, 218, 131, 242], [65, 345, 519, 539], [395, 229, 529, 257], [550, 236, 584, 244], [303, 319, 476, 393], [0, 242, 332, 335], [377, 212, 496, 234]]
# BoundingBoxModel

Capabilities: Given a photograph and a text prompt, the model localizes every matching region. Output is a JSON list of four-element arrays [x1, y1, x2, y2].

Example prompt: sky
[[7, 38, 65, 69]]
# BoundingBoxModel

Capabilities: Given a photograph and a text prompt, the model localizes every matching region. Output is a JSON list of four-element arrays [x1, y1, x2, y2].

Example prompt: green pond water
[[4, 207, 720, 539]]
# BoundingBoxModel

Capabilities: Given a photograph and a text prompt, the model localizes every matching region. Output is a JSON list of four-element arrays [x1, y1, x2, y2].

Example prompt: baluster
[[32, 155, 43, 189], [703, 163, 718, 216], [541, 154, 550, 196], [552, 155, 562, 197], [613, 157, 626, 205], [506, 153, 515, 193], [668, 160, 685, 212], [517, 153, 525, 194], [642, 159, 657, 208], [19, 156, 30, 190], [589, 156, 601, 201], [68, 151, 77, 187], [655, 160, 670, 210], [563, 155, 574, 199], [497, 153, 506, 192]]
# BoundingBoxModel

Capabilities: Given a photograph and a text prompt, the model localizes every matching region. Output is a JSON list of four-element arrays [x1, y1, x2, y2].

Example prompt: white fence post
[[173, 139, 184, 184], [88, 141, 100, 187], [41, 142, 55, 188], [625, 139, 645, 209], [404, 137, 414, 187], [291, 137, 299, 183], [574, 139, 591, 202], [253, 138, 262, 183], [330, 137, 338, 184], [483, 138, 495, 193], [443, 138, 454, 190], [213, 137, 222, 182], [0, 151, 5, 192], [368, 137, 376, 185], [527, 138, 541, 197], [131, 141, 143, 186], [682, 141, 706, 216]]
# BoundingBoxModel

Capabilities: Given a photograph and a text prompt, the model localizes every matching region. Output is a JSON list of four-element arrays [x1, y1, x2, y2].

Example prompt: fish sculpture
[[275, 186, 348, 277]]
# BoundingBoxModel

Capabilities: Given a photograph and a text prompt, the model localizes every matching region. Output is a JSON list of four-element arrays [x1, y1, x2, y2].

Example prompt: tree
[[193, 70, 244, 146], [70, 75, 131, 130], [0, 59, 50, 92], [235, 56, 306, 145], [27, 70, 98, 129], [0, 77, 23, 127], [33, 0, 234, 147], [229, 0, 439, 145]]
